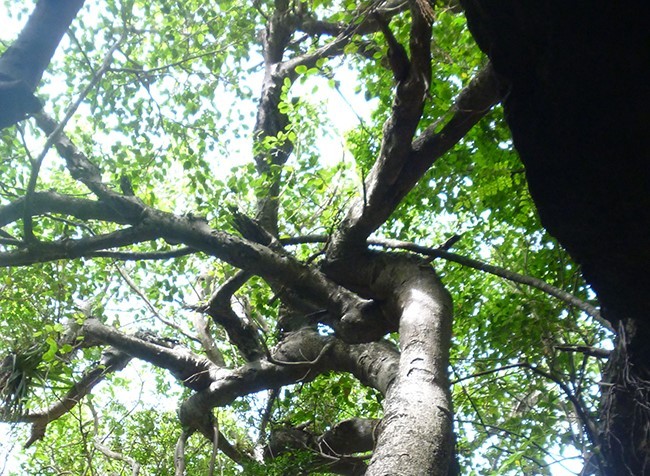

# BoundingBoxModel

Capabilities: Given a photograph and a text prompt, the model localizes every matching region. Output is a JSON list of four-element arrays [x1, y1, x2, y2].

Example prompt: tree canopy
[[0, 1, 634, 475]]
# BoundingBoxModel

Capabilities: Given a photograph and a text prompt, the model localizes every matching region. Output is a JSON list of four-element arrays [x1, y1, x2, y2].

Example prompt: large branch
[[251, 0, 301, 234], [82, 319, 219, 391], [330, 62, 501, 257], [0, 226, 157, 266], [0, 191, 132, 228], [252, 1, 388, 234], [0, 203, 388, 342], [0, 0, 86, 129], [329, 2, 433, 256], [179, 328, 399, 442], [10, 115, 391, 342]]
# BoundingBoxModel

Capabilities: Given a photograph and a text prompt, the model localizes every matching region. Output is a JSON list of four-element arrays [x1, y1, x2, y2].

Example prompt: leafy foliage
[[0, 1, 609, 475]]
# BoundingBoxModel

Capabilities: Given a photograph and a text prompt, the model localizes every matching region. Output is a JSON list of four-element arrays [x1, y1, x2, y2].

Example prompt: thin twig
[[113, 263, 200, 343], [451, 362, 527, 385]]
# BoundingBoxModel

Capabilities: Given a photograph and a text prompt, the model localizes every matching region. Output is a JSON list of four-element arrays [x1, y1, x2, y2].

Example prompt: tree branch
[[284, 234, 607, 330], [198, 270, 265, 362], [328, 51, 500, 257], [0, 226, 158, 267], [554, 345, 611, 359], [21, 347, 131, 448], [82, 319, 219, 391], [23, 32, 125, 241], [520, 363, 602, 472], [368, 236, 609, 330], [0, 0, 86, 129], [88, 399, 141, 476], [179, 328, 399, 444], [0, 191, 132, 228]]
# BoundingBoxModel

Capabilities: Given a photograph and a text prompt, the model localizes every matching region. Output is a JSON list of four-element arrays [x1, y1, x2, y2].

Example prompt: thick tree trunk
[[344, 258, 455, 476], [460, 2, 650, 474], [599, 320, 650, 476]]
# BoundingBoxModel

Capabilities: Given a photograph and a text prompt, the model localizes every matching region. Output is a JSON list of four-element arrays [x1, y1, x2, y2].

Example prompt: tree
[[0, 1, 643, 475]]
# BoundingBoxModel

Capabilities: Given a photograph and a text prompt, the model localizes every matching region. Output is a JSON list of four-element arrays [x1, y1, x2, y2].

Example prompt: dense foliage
[[0, 1, 610, 474]]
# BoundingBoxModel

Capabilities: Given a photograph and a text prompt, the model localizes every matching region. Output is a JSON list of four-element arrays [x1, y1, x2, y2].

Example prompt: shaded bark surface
[[0, 0, 85, 129], [364, 260, 453, 476], [460, 2, 650, 474]]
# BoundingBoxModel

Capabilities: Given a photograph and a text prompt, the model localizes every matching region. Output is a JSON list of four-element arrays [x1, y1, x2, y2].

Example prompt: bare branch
[[451, 362, 528, 385], [88, 400, 141, 476], [0, 225, 158, 267], [21, 347, 131, 448], [113, 263, 199, 343], [0, 191, 131, 228], [191, 313, 227, 367], [284, 234, 607, 330], [554, 345, 611, 359], [368, 236, 608, 329], [82, 319, 219, 391]]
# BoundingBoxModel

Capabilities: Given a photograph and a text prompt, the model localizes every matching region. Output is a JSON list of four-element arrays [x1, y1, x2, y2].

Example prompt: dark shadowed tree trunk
[[460, 2, 650, 474]]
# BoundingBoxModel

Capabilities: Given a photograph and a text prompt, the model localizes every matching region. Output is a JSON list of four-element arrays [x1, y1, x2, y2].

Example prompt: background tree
[[0, 1, 640, 475]]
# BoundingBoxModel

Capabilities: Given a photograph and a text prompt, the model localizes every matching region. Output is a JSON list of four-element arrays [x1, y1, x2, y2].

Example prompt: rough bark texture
[[460, 2, 650, 474], [365, 260, 454, 476]]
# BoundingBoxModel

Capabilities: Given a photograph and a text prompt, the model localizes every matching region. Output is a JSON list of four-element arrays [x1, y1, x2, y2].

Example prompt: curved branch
[[283, 234, 607, 331], [178, 329, 399, 444], [368, 236, 609, 330], [200, 270, 265, 362], [82, 319, 218, 392]]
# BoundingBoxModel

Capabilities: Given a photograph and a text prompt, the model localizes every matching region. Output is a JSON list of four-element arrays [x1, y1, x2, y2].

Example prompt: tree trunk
[[366, 260, 454, 475], [321, 252, 455, 476], [459, 2, 650, 473]]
